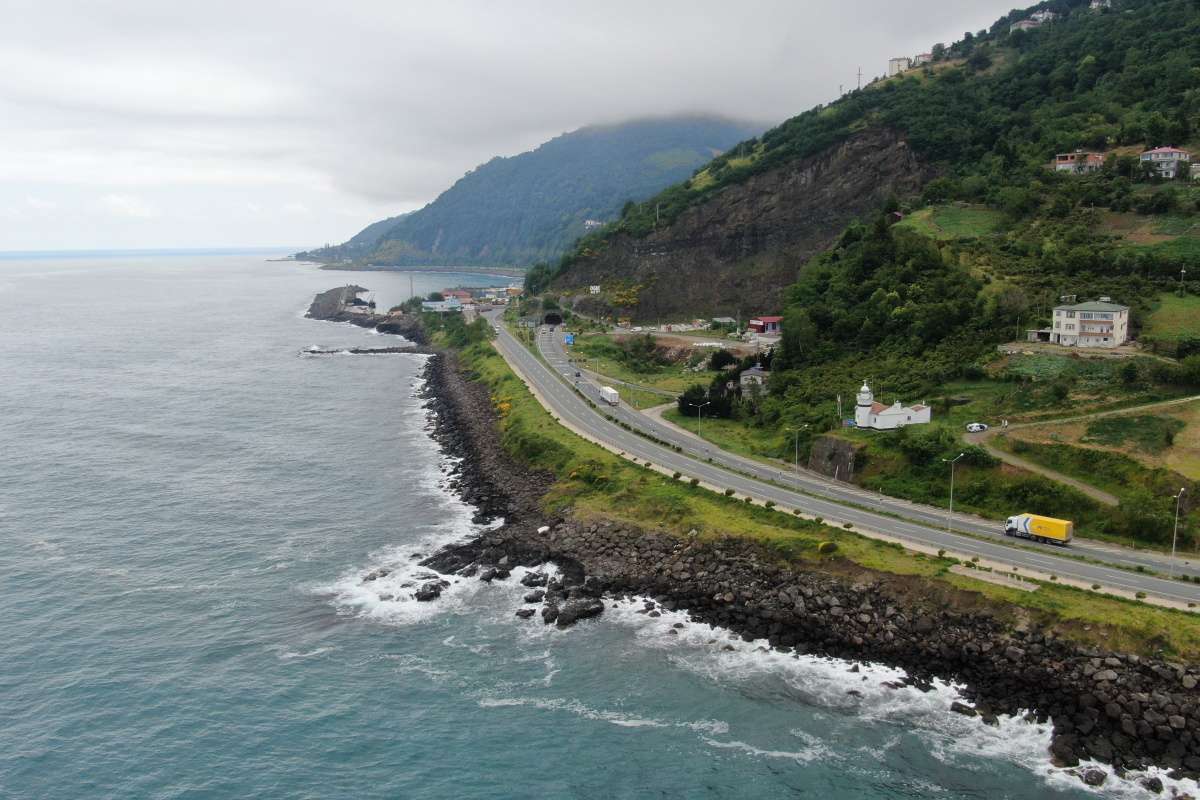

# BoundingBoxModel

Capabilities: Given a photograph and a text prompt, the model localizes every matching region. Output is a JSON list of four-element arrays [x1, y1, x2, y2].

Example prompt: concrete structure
[[1031, 9, 1057, 22], [588, 285, 601, 294], [911, 52, 933, 67], [748, 315, 782, 334], [1141, 147, 1191, 179], [1010, 19, 1040, 32], [1028, 297, 1130, 347], [421, 298, 463, 313], [1090, 0, 1111, 9], [739, 365, 770, 393], [888, 57, 911, 77], [1055, 151, 1105, 174], [854, 382, 930, 430]]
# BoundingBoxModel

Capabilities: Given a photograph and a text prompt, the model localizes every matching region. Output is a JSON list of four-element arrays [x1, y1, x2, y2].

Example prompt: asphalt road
[[486, 311, 1200, 606]]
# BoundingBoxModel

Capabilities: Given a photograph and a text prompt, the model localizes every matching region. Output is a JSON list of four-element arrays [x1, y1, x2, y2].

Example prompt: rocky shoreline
[[338, 311, 1199, 792], [304, 285, 429, 345]]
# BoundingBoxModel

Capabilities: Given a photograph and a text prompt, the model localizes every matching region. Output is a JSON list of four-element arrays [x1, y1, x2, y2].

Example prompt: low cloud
[[0, 0, 1019, 249]]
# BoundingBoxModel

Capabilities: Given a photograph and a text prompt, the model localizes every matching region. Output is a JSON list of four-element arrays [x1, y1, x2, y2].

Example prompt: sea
[[0, 251, 1185, 799]]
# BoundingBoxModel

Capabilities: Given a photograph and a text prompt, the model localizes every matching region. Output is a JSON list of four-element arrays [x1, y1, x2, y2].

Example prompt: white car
[[965, 422, 989, 433]]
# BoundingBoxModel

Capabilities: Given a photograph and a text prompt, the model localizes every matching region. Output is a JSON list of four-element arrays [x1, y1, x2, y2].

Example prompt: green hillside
[[297, 115, 763, 267], [550, 0, 1200, 294]]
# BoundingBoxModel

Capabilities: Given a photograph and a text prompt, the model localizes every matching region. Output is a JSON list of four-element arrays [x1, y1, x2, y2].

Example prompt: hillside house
[[422, 298, 463, 313], [711, 316, 737, 327], [1028, 297, 1129, 347], [739, 365, 770, 393], [888, 57, 911, 77], [1090, 0, 1110, 9], [1191, 163, 1200, 180], [853, 382, 930, 430], [1031, 9, 1058, 23], [748, 315, 782, 335], [588, 285, 601, 294], [1140, 147, 1191, 179], [1055, 151, 1105, 174], [442, 289, 473, 302], [1010, 19, 1040, 31], [911, 53, 933, 67]]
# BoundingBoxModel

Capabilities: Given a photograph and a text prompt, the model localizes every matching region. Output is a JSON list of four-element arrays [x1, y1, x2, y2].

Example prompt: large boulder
[[556, 598, 605, 628]]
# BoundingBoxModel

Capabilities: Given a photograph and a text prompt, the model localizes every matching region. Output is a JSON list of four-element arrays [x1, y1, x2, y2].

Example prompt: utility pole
[[1181, 266, 1188, 297], [785, 425, 808, 470], [857, 66, 862, 90], [1171, 487, 1186, 577], [696, 400, 712, 436], [943, 453, 966, 534]]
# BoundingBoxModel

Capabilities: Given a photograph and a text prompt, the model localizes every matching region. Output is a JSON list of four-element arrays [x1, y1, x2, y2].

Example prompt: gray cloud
[[0, 0, 1017, 249]]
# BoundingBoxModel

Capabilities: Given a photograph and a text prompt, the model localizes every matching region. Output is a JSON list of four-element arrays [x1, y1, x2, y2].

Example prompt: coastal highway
[[533, 327, 1200, 582], [483, 310, 1200, 607]]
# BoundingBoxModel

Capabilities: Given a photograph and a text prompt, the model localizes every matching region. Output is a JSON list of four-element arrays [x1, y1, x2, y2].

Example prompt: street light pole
[[943, 452, 965, 534], [1171, 487, 1186, 577], [696, 400, 711, 436], [784, 424, 809, 470]]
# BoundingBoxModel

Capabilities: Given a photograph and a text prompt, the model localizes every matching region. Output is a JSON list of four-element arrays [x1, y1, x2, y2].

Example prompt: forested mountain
[[296, 115, 763, 267], [548, 0, 1200, 319]]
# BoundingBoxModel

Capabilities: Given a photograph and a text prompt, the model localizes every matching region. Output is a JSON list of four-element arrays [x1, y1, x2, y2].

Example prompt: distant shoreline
[[316, 262, 526, 278]]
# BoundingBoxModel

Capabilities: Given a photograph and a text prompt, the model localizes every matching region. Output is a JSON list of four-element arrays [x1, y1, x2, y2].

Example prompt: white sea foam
[[278, 646, 336, 661], [599, 595, 1193, 797]]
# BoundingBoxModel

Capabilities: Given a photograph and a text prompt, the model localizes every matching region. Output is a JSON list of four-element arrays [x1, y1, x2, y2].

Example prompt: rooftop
[[1054, 300, 1129, 312]]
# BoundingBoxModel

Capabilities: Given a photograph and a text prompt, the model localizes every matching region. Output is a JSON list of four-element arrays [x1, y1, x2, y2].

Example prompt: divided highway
[[485, 310, 1200, 606]]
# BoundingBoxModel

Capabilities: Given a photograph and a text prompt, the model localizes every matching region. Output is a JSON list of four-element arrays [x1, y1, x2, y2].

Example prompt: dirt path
[[965, 393, 1200, 507]]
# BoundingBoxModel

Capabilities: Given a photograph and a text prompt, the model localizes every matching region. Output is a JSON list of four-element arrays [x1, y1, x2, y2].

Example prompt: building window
[[1066, 311, 1076, 318]]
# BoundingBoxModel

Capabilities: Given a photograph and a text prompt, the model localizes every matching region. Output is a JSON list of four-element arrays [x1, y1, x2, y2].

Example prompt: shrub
[[1049, 575, 1058, 581], [724, 488, 735, 496], [1092, 583, 1101, 590], [1136, 591, 1147, 599], [743, 496, 753, 504], [814, 517, 823, 525], [843, 522, 853, 529], [793, 509, 801, 515], [689, 478, 699, 487], [937, 549, 946, 558], [672, 471, 682, 480], [765, 500, 775, 509], [817, 541, 838, 555]]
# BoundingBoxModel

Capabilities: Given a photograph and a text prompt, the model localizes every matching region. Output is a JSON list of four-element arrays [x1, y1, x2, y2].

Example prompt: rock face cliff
[[554, 128, 932, 320]]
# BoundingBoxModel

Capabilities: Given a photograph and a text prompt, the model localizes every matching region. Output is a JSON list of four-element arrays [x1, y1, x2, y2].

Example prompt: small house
[[421, 298, 463, 313], [888, 57, 911, 77], [1055, 151, 1105, 174], [739, 365, 770, 393], [911, 52, 933, 67], [1140, 147, 1191, 179], [588, 285, 601, 295], [1010, 19, 1040, 31], [748, 315, 783, 335]]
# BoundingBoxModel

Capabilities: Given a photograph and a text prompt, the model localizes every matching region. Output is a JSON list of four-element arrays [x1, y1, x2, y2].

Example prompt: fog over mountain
[[0, 0, 1017, 249]]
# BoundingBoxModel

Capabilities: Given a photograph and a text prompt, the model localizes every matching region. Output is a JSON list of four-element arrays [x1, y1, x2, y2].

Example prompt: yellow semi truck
[[1004, 513, 1073, 545]]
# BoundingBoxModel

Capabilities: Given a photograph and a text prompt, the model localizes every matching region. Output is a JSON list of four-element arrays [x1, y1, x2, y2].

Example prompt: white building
[[854, 382, 930, 430], [888, 57, 911, 77], [1140, 147, 1191, 179], [739, 365, 770, 393], [421, 298, 463, 313], [588, 285, 601, 294], [1035, 298, 1130, 348], [911, 52, 933, 67]]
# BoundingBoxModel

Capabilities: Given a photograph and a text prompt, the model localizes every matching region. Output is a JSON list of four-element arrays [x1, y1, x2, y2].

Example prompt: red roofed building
[[1055, 151, 1105, 174], [748, 315, 783, 335], [1140, 146, 1191, 179], [853, 381, 931, 430], [442, 289, 473, 301]]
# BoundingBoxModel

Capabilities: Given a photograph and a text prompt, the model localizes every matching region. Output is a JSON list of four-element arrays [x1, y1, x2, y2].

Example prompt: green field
[[570, 333, 720, 393], [896, 204, 1003, 240], [1144, 293, 1200, 343]]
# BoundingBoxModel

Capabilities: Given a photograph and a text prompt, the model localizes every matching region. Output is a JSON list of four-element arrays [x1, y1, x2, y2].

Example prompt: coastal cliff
[[554, 128, 932, 320]]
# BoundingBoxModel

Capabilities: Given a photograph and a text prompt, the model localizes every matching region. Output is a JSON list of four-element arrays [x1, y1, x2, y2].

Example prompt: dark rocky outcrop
[[554, 128, 933, 320], [304, 285, 428, 345], [807, 434, 863, 482]]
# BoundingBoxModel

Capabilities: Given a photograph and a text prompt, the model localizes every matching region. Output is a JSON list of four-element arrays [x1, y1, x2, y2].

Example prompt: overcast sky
[[0, 0, 1019, 251]]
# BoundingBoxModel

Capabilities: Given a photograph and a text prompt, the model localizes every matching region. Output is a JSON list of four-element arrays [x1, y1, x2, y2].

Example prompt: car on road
[[574, 371, 581, 378], [965, 422, 989, 433]]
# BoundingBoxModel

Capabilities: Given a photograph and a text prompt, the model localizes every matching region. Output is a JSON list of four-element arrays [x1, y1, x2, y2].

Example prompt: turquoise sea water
[[0, 254, 1165, 798]]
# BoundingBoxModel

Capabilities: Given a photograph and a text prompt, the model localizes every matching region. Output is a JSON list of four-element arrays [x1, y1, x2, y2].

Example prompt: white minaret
[[855, 381, 874, 428]]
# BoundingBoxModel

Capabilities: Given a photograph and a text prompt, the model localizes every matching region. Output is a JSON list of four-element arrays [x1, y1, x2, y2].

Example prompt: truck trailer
[[599, 386, 620, 406], [1004, 513, 1073, 545]]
